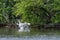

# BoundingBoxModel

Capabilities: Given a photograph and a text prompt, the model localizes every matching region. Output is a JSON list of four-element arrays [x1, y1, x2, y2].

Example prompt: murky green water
[[0, 28, 60, 40]]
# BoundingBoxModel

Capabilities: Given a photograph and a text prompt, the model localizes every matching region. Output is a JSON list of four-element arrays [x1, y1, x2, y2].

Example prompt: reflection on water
[[0, 35, 60, 40], [0, 29, 60, 40]]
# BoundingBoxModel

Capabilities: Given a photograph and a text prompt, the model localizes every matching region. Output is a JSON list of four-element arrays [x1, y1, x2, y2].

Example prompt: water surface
[[0, 35, 60, 40]]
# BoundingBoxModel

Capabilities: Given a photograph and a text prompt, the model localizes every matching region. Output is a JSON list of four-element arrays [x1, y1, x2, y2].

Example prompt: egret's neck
[[17, 20, 21, 24]]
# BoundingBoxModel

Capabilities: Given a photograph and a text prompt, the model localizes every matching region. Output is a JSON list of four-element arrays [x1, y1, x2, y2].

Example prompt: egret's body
[[16, 20, 30, 32]]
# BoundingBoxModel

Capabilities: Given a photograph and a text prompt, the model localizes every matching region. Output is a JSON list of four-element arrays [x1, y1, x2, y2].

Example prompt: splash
[[16, 20, 30, 32]]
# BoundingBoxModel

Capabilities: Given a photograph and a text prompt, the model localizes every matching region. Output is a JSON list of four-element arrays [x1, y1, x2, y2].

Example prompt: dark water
[[0, 35, 60, 40]]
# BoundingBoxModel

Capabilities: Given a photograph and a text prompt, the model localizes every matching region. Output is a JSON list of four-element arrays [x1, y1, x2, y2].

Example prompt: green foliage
[[13, 0, 60, 24], [52, 13, 60, 23], [42, 0, 60, 23], [0, 0, 60, 25], [13, 0, 46, 24], [0, 0, 16, 23]]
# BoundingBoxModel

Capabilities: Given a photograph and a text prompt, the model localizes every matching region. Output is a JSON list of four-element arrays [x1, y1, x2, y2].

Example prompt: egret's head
[[24, 22, 30, 25], [27, 23, 30, 25]]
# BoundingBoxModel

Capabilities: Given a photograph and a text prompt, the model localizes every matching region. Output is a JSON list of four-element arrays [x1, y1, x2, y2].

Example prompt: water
[[13, 20, 60, 40], [0, 35, 60, 40]]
